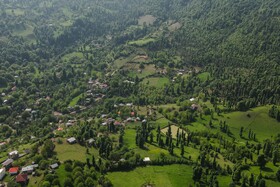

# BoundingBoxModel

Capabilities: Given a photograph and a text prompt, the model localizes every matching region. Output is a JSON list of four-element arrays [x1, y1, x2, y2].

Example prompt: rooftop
[[9, 167, 19, 173], [16, 174, 28, 182]]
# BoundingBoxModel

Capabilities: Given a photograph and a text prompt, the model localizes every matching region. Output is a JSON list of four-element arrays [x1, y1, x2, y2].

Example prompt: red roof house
[[16, 174, 28, 184], [9, 167, 19, 175], [114, 121, 121, 126]]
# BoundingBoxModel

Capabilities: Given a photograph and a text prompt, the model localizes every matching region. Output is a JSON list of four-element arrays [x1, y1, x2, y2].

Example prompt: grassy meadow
[[142, 77, 170, 88], [107, 165, 193, 187]]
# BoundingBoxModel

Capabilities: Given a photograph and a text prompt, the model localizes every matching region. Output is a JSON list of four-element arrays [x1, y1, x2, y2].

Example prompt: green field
[[62, 52, 84, 61], [128, 38, 155, 46], [6, 9, 25, 16], [127, 64, 156, 78], [69, 93, 83, 107], [218, 105, 280, 142], [13, 24, 35, 42], [197, 72, 210, 82], [124, 129, 169, 159], [55, 140, 95, 162], [142, 77, 170, 88], [189, 105, 280, 142], [107, 165, 193, 187]]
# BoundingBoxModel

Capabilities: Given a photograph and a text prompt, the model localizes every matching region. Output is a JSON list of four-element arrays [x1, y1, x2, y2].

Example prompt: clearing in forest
[[142, 77, 170, 88], [168, 22, 182, 31], [138, 15, 156, 26], [161, 125, 187, 139]]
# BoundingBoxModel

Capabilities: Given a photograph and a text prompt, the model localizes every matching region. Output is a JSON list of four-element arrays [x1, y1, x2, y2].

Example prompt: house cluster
[[189, 98, 199, 110], [1, 150, 59, 184], [65, 119, 77, 128], [113, 103, 134, 108], [88, 79, 108, 90], [0, 150, 59, 185], [100, 117, 124, 127], [100, 109, 142, 127], [86, 79, 108, 104], [86, 90, 105, 104]]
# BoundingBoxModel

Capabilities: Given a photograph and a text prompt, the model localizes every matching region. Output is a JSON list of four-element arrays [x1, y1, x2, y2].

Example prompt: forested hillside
[[0, 0, 280, 187]]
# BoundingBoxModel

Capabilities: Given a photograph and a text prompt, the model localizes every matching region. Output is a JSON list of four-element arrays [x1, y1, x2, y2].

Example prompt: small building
[[126, 117, 134, 122], [21, 166, 35, 174], [50, 163, 59, 170], [0, 168, 5, 180], [190, 98, 195, 102], [191, 104, 198, 110], [126, 103, 133, 107], [2, 159, 13, 169], [16, 174, 28, 185], [114, 121, 121, 126], [0, 142, 6, 147], [101, 114, 107, 118], [9, 167, 19, 175], [25, 108, 32, 112], [87, 138, 95, 147], [8, 150, 19, 159], [67, 137, 76, 144], [143, 157, 151, 162], [66, 122, 74, 128]]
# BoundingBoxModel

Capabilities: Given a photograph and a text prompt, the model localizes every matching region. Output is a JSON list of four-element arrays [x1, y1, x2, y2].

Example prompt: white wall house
[[0, 168, 6, 180]]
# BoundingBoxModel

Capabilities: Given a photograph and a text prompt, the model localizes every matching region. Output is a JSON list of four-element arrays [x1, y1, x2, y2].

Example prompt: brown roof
[[16, 174, 28, 183]]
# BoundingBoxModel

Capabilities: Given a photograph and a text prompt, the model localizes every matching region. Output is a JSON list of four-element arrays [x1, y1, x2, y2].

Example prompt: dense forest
[[0, 0, 279, 187]]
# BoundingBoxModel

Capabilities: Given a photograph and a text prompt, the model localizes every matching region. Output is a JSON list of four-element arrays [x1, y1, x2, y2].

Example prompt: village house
[[2, 159, 13, 169], [0, 168, 5, 180], [8, 167, 19, 175], [191, 104, 198, 110], [25, 108, 32, 112], [143, 157, 151, 162], [21, 164, 38, 174], [190, 98, 195, 102], [114, 121, 122, 126], [67, 137, 77, 144], [126, 103, 133, 107], [87, 138, 95, 147], [0, 142, 6, 147], [50, 163, 59, 170], [16, 174, 28, 185]]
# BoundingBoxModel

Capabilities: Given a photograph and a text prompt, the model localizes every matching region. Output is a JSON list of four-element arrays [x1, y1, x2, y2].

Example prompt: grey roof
[[2, 159, 13, 166], [87, 138, 95, 144], [50, 163, 59, 169], [67, 137, 76, 142], [21, 165, 34, 172]]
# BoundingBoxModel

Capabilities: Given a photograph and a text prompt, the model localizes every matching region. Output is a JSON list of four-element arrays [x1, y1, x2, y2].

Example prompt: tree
[[249, 173, 255, 186], [42, 181, 51, 187], [119, 134, 123, 148], [85, 177, 95, 187], [41, 139, 55, 158], [276, 168, 280, 182], [257, 179, 266, 187], [239, 127, 244, 138], [64, 177, 73, 187], [180, 142, 184, 157], [150, 132, 154, 143], [257, 154, 267, 169], [192, 166, 203, 182], [232, 167, 241, 183], [273, 148, 279, 165]]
